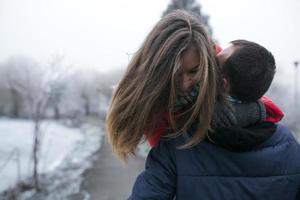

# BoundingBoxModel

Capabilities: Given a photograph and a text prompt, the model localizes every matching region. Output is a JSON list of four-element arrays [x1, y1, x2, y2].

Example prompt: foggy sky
[[0, 0, 299, 81]]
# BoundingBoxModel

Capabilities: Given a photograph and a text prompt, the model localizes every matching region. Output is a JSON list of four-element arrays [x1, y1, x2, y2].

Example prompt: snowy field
[[0, 118, 103, 199]]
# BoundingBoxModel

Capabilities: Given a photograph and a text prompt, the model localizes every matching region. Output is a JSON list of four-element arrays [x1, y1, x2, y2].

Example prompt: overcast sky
[[0, 0, 299, 80]]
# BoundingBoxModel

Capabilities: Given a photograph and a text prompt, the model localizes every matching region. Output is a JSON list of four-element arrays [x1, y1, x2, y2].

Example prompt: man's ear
[[223, 78, 230, 92]]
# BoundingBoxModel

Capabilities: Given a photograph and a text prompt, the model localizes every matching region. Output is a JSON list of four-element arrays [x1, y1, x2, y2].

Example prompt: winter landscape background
[[0, 0, 299, 199]]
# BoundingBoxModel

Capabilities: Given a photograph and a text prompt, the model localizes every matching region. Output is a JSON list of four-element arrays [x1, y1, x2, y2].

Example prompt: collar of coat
[[206, 122, 276, 152]]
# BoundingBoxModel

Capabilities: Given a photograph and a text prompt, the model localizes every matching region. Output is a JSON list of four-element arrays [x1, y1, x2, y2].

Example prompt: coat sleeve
[[128, 141, 177, 200]]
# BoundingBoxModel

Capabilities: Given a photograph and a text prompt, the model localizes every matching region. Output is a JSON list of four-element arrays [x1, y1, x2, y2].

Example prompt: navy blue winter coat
[[128, 123, 300, 200]]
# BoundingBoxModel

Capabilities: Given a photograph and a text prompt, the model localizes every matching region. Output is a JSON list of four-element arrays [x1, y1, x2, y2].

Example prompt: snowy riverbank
[[0, 118, 104, 199]]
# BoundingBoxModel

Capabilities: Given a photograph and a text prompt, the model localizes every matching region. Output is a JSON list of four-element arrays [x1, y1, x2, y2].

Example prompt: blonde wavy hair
[[106, 10, 220, 161]]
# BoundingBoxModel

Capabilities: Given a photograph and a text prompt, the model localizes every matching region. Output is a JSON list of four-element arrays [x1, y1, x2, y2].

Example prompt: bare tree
[[1, 56, 38, 118], [70, 69, 103, 116], [2, 55, 71, 191], [46, 55, 69, 119]]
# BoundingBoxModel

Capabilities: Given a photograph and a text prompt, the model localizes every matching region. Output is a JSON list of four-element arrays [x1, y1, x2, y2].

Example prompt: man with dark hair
[[218, 39, 276, 101]]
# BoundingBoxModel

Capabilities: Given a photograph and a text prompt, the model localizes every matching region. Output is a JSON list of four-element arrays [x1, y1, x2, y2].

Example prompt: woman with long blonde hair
[[106, 10, 221, 161]]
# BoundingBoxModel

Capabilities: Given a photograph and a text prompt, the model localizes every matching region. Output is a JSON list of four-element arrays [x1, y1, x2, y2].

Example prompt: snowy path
[[80, 138, 145, 200]]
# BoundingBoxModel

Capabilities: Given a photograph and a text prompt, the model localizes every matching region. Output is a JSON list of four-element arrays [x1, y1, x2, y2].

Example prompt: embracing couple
[[106, 10, 300, 200]]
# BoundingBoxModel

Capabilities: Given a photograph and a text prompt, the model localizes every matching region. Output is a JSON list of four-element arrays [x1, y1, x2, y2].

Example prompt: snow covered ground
[[0, 118, 103, 199]]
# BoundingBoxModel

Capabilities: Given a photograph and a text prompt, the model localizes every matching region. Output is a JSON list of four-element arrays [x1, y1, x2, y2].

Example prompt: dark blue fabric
[[128, 124, 300, 200]]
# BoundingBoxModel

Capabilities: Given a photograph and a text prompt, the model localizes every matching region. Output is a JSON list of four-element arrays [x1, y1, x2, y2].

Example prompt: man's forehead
[[221, 43, 236, 56], [217, 43, 236, 66]]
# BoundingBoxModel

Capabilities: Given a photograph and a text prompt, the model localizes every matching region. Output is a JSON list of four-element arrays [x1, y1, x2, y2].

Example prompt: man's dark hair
[[222, 39, 276, 101]]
